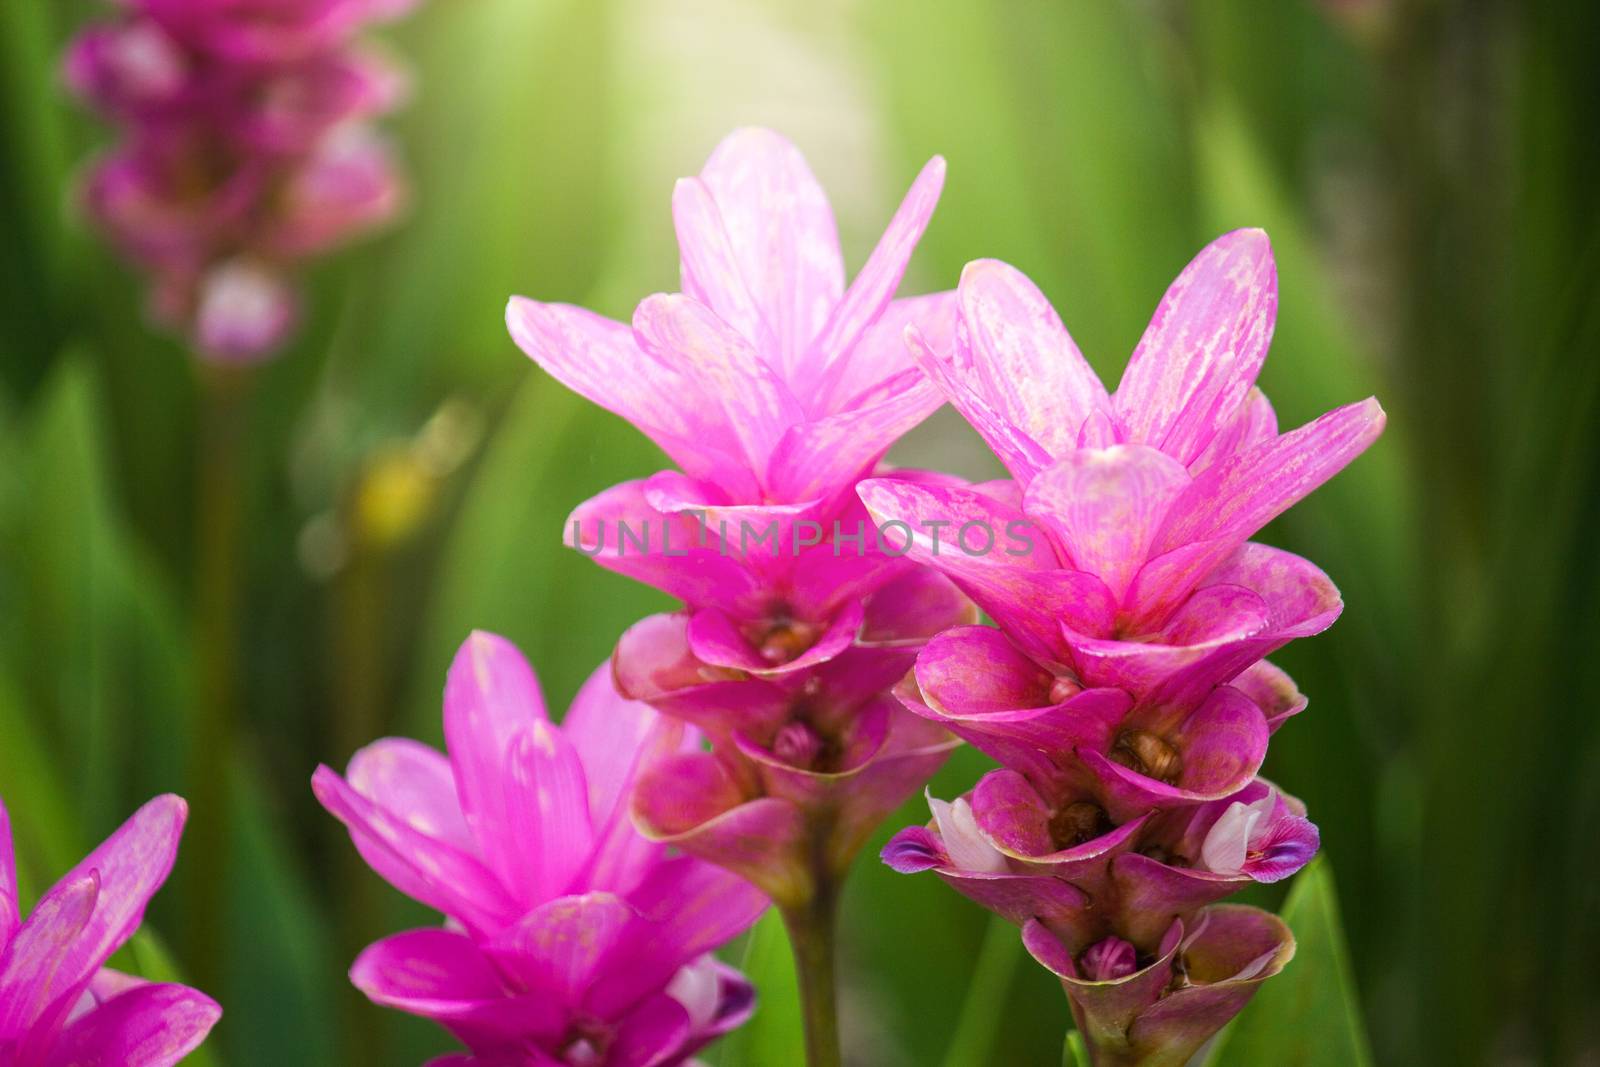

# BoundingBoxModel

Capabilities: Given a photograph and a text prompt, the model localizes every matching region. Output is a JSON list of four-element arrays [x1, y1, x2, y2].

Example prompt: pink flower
[[507, 127, 973, 899], [0, 794, 220, 1067], [508, 127, 956, 659], [314, 632, 768, 1066], [859, 229, 1386, 710], [67, 0, 417, 362]]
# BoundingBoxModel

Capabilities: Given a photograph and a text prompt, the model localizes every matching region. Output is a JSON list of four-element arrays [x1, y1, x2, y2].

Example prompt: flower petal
[[1155, 396, 1387, 558], [484, 892, 634, 1003], [0, 872, 100, 1039], [955, 259, 1112, 467], [807, 156, 945, 390], [695, 127, 844, 375], [346, 738, 472, 852], [632, 293, 803, 485], [312, 766, 517, 934], [561, 664, 670, 894], [446, 632, 593, 896], [506, 297, 739, 484], [0, 798, 16, 950], [351, 928, 564, 1044], [1022, 446, 1192, 601], [0, 794, 184, 1034], [43, 982, 219, 1067], [1113, 229, 1278, 465], [566, 478, 767, 615]]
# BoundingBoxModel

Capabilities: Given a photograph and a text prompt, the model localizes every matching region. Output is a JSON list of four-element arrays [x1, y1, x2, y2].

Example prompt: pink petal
[[817, 291, 956, 417], [807, 156, 945, 388], [484, 892, 634, 1003], [566, 479, 766, 615], [505, 297, 743, 488], [954, 259, 1113, 466], [1113, 229, 1278, 466], [0, 798, 16, 949], [312, 766, 518, 934], [0, 872, 99, 1039], [43, 982, 219, 1067], [591, 855, 767, 1017], [446, 632, 594, 896], [906, 323, 1056, 483], [672, 175, 770, 356], [857, 476, 1114, 661], [695, 127, 845, 376], [766, 366, 944, 504], [632, 293, 803, 485], [351, 928, 565, 1043], [1155, 396, 1387, 557], [632, 752, 809, 907], [0, 794, 184, 1033], [1230, 660, 1307, 733], [608, 993, 693, 1067], [561, 665, 669, 894], [1022, 446, 1192, 601], [1189, 386, 1278, 476], [346, 738, 472, 852], [685, 600, 862, 676]]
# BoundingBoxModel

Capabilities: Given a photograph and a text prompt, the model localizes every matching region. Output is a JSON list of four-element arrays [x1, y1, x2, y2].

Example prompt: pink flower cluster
[[508, 128, 973, 909], [873, 231, 1382, 1062], [66, 0, 418, 362]]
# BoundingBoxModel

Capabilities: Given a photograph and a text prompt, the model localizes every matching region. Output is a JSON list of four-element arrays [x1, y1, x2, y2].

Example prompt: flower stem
[[780, 877, 843, 1067], [186, 362, 253, 992]]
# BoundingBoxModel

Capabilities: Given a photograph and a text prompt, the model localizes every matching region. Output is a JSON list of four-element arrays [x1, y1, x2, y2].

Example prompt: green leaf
[[1063, 1030, 1091, 1067], [1204, 860, 1373, 1066]]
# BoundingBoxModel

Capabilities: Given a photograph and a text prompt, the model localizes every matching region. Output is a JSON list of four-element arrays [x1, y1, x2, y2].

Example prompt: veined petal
[[0, 798, 16, 950], [1189, 386, 1277, 476], [955, 259, 1113, 463], [1114, 229, 1278, 465], [505, 297, 730, 481], [907, 323, 1057, 483], [632, 293, 803, 484], [766, 367, 944, 504], [817, 291, 956, 417], [566, 479, 766, 616], [0, 873, 99, 1039], [0, 794, 184, 1034], [561, 664, 668, 894], [43, 982, 219, 1067], [312, 767, 517, 934], [484, 892, 633, 1003], [1155, 397, 1387, 557], [493, 724, 593, 903], [346, 738, 472, 852], [1023, 446, 1191, 601], [858, 477, 1114, 660], [807, 156, 946, 389], [673, 175, 769, 355], [608, 993, 693, 1067], [696, 127, 845, 376], [351, 928, 565, 1043], [590, 855, 767, 1017], [444, 632, 560, 882]]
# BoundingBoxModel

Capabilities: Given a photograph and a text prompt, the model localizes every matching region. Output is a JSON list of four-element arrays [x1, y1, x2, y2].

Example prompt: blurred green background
[[2, 0, 1597, 1064]]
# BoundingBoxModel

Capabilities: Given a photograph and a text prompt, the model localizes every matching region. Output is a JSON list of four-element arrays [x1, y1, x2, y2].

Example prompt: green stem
[[186, 363, 252, 993], [941, 912, 1023, 1067], [780, 878, 842, 1067]]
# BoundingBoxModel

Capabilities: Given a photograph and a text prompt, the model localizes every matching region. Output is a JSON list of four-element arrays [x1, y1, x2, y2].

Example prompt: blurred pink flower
[[66, 0, 417, 362], [314, 631, 767, 1066], [0, 794, 219, 1067]]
